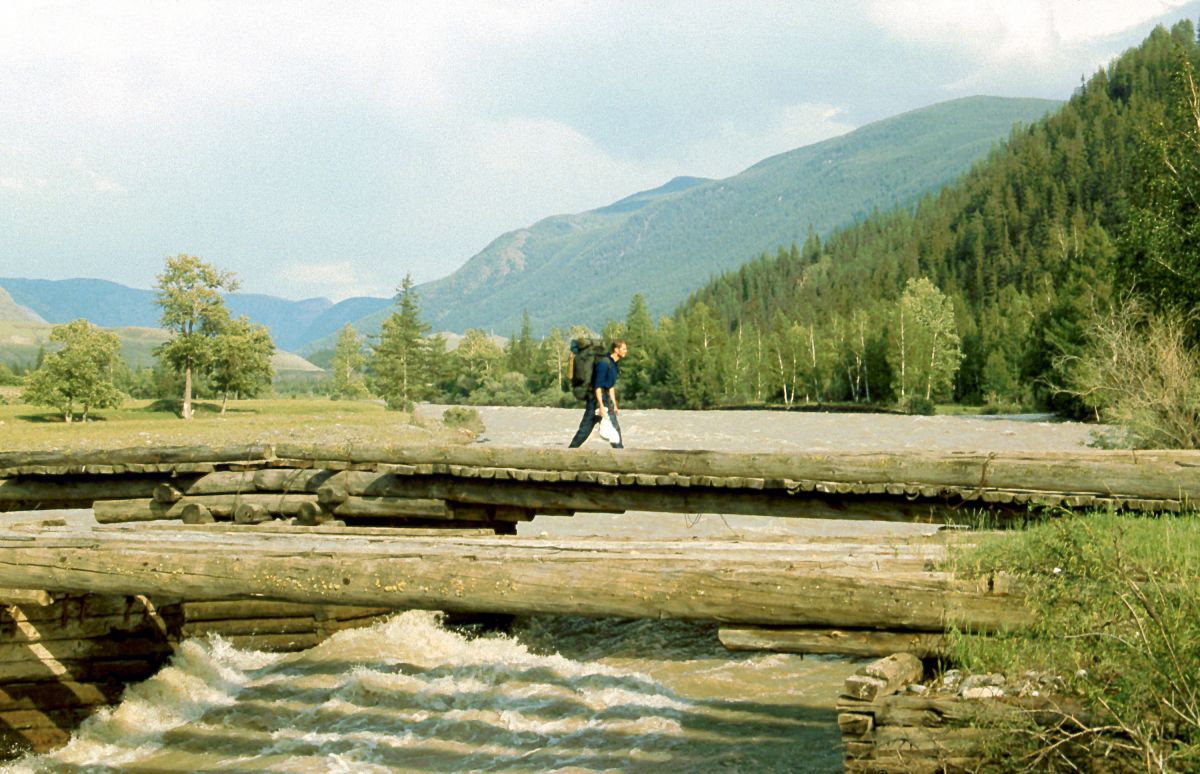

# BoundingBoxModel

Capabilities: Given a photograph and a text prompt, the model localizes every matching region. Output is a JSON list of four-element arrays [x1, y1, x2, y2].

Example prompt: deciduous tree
[[331, 323, 368, 400], [22, 319, 124, 422], [209, 316, 275, 412], [154, 254, 238, 419]]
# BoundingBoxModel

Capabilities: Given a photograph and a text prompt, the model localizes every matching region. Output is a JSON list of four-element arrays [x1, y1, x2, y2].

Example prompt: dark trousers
[[568, 395, 623, 448]]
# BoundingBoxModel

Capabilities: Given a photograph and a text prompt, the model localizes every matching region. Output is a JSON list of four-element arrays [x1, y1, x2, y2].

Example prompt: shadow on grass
[[15, 413, 111, 423], [143, 399, 235, 417]]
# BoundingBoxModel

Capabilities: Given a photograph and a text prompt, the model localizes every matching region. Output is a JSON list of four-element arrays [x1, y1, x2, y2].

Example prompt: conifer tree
[[370, 274, 430, 412]]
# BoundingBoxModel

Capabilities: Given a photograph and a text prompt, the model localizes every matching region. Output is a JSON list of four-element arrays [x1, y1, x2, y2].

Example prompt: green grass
[[948, 512, 1200, 771], [0, 397, 472, 452]]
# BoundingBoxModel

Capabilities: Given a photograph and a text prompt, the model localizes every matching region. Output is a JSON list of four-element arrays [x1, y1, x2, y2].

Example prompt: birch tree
[[888, 277, 962, 405]]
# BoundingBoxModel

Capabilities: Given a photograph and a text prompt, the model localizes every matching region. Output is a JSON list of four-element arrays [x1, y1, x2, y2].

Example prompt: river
[[5, 407, 1104, 773]]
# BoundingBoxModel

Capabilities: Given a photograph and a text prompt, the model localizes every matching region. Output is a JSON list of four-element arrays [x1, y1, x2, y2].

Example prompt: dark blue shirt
[[592, 355, 619, 391]]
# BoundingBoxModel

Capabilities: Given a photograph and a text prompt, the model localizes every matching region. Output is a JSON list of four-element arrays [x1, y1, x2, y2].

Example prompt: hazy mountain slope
[[0, 278, 337, 352], [403, 96, 1058, 336], [0, 320, 319, 373], [0, 287, 43, 323]]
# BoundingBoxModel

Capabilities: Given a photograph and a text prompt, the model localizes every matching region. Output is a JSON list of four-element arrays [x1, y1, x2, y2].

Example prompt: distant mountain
[[0, 320, 320, 373], [390, 96, 1060, 336], [0, 277, 368, 352]]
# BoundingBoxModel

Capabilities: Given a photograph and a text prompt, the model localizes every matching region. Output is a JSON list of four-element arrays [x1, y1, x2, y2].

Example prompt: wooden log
[[0, 530, 1030, 631], [233, 503, 271, 524], [152, 483, 183, 503], [179, 600, 393, 622], [181, 613, 387, 639], [0, 477, 167, 510], [0, 636, 173, 664], [269, 443, 1200, 502], [180, 503, 214, 525], [93, 498, 184, 523], [94, 493, 320, 523], [0, 613, 174, 642], [0, 444, 273, 472], [294, 501, 333, 526], [0, 595, 164, 623], [843, 653, 925, 702], [109, 522, 496, 538], [0, 589, 55, 607], [175, 470, 256, 496], [337, 474, 960, 523], [838, 712, 873, 737], [0, 680, 126, 714], [0, 657, 165, 684], [221, 632, 322, 652], [331, 497, 450, 519], [718, 626, 947, 658], [253, 468, 338, 493]]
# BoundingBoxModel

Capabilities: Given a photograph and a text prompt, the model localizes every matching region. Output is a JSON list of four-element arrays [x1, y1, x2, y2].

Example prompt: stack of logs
[[0, 588, 395, 757], [837, 654, 1097, 773]]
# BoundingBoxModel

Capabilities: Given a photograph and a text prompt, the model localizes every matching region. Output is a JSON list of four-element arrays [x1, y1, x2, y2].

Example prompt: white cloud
[[286, 260, 391, 301], [676, 103, 856, 177], [867, 0, 1192, 64]]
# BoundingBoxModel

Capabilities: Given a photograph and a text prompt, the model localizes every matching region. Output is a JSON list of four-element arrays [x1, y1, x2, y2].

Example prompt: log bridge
[[0, 440, 1195, 656], [0, 442, 1193, 758]]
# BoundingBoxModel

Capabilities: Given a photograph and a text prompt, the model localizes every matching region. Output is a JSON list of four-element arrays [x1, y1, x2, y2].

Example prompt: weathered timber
[[233, 503, 272, 524], [331, 496, 451, 519], [102, 522, 497, 538], [326, 472, 958, 522], [0, 680, 126, 714], [271, 443, 1200, 502], [0, 528, 1029, 631], [0, 657, 165, 685], [0, 444, 273, 472], [219, 632, 323, 652], [179, 600, 392, 622], [844, 653, 925, 701], [0, 477, 167, 510], [0, 589, 55, 607], [718, 626, 947, 658], [294, 501, 333, 526], [180, 503, 214, 524], [94, 493, 320, 523]]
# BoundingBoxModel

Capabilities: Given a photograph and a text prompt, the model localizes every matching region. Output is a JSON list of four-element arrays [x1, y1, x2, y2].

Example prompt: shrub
[[442, 406, 485, 436], [1058, 301, 1200, 448], [904, 395, 936, 415]]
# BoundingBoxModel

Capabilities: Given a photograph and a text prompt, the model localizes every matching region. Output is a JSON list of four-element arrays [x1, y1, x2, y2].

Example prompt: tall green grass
[[950, 512, 1200, 771]]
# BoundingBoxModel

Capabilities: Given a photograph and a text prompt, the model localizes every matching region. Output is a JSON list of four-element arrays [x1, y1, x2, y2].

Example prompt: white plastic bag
[[598, 415, 621, 444]]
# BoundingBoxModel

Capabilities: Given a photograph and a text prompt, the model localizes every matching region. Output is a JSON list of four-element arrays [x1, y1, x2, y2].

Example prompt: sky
[[1, 0, 1198, 303]]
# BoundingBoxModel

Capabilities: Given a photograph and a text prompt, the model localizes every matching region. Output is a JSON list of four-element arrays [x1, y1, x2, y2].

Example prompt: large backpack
[[567, 338, 606, 401]]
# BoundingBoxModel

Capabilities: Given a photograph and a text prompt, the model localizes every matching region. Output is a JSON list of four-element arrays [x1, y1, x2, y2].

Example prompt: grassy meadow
[[0, 395, 472, 453]]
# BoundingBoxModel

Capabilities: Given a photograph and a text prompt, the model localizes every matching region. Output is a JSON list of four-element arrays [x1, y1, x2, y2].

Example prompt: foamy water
[[8, 612, 849, 772], [5, 408, 1106, 772]]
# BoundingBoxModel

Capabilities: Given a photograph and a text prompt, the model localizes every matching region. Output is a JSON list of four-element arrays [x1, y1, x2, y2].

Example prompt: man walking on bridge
[[568, 339, 627, 449]]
